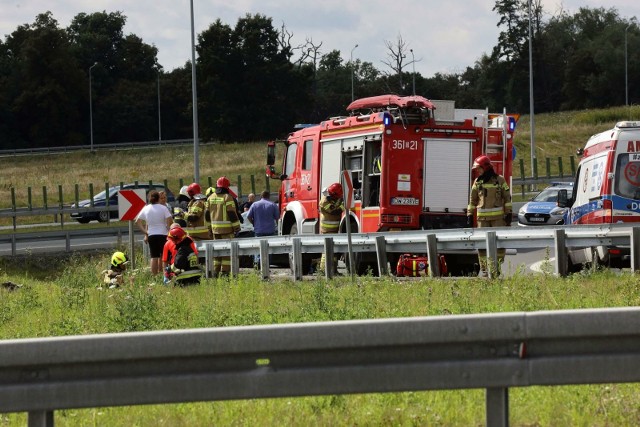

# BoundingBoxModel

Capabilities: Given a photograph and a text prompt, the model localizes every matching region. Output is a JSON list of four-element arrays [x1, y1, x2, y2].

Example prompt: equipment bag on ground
[[396, 253, 448, 277]]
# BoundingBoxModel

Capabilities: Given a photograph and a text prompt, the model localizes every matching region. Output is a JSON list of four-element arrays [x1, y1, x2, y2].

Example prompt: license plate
[[390, 197, 419, 206], [529, 217, 546, 222]]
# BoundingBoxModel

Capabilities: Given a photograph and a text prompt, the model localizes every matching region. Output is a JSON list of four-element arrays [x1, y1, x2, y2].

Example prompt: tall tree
[[0, 12, 84, 147]]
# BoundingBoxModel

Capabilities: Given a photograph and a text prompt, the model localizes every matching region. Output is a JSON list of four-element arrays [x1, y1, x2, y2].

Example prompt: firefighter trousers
[[212, 233, 234, 277]]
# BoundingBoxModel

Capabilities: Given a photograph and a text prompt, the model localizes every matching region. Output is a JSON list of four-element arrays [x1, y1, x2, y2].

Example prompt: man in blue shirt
[[247, 190, 279, 266]]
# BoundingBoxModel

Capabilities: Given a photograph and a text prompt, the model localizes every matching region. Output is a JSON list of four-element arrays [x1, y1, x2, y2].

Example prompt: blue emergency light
[[382, 113, 392, 126], [508, 116, 517, 132]]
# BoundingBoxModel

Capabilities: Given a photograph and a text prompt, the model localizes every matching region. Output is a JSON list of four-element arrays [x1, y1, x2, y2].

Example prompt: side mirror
[[265, 165, 279, 180], [557, 189, 569, 208], [267, 141, 276, 166]]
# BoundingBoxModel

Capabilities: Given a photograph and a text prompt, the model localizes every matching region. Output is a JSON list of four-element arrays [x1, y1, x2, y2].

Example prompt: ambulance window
[[302, 140, 313, 170], [284, 143, 297, 177], [614, 153, 640, 199]]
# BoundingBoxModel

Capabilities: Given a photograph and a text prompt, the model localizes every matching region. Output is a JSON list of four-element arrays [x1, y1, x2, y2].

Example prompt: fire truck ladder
[[482, 108, 509, 176]]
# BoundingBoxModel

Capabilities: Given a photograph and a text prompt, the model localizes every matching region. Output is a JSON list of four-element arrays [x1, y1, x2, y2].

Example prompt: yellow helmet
[[111, 251, 128, 268]]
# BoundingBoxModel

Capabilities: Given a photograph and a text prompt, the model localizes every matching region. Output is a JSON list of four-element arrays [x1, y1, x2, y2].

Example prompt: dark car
[[70, 184, 175, 223], [517, 182, 574, 226]]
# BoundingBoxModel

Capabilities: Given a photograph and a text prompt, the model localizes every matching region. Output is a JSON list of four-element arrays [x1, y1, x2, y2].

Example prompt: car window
[[533, 187, 573, 202]]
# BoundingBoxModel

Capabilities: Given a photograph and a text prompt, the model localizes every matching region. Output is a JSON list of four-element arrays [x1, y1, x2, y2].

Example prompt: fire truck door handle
[[307, 186, 312, 191]]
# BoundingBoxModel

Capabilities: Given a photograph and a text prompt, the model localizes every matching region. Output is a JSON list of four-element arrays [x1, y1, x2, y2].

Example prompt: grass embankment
[[1, 252, 640, 425]]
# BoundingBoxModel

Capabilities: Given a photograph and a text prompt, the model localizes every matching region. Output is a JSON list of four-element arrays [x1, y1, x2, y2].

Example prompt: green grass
[[1, 252, 640, 425]]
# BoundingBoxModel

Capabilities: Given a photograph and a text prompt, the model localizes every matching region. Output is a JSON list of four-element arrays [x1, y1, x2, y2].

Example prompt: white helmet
[[179, 185, 189, 197]]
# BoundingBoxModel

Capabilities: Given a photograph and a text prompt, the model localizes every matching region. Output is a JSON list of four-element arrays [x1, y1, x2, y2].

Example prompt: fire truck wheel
[[288, 223, 313, 275]]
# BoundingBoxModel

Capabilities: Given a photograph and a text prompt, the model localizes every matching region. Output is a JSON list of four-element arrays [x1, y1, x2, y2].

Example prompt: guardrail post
[[42, 186, 48, 210], [105, 183, 110, 224], [426, 233, 440, 277], [28, 410, 54, 427], [558, 157, 564, 178], [486, 231, 498, 278], [237, 175, 242, 198], [486, 387, 509, 427], [89, 184, 94, 207], [27, 186, 32, 210], [292, 237, 303, 281], [204, 243, 212, 278], [58, 185, 64, 227], [208, 176, 213, 190], [570, 156, 576, 176], [518, 159, 525, 198], [230, 241, 239, 278], [11, 234, 16, 256], [74, 184, 79, 208], [554, 229, 568, 277], [11, 187, 16, 231], [545, 157, 551, 179], [631, 227, 640, 273], [374, 235, 388, 276], [250, 174, 256, 195], [259, 239, 270, 280], [324, 237, 335, 279], [65, 231, 71, 252]]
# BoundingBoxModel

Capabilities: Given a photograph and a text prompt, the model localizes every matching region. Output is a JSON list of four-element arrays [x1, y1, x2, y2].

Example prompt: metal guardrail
[[0, 226, 131, 255], [2, 223, 639, 279], [197, 223, 640, 279], [2, 307, 640, 426], [0, 139, 196, 158]]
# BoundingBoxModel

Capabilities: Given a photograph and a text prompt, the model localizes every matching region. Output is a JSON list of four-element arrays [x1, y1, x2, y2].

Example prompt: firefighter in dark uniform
[[318, 183, 344, 273], [466, 155, 512, 276], [205, 176, 241, 277]]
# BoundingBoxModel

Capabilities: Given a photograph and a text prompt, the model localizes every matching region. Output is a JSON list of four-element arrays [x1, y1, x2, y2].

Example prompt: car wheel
[[98, 210, 110, 222]]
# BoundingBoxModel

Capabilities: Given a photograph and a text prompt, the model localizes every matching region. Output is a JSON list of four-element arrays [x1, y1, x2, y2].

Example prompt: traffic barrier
[[2, 307, 640, 426]]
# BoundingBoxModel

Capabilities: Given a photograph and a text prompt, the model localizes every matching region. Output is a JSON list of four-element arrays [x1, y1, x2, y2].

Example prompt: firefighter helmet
[[111, 251, 128, 268], [216, 176, 231, 189], [473, 155, 492, 171], [168, 226, 187, 243], [327, 183, 343, 199], [187, 183, 201, 197], [179, 185, 189, 197]]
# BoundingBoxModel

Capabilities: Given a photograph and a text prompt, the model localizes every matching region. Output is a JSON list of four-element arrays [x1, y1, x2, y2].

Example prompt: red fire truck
[[266, 94, 518, 275]]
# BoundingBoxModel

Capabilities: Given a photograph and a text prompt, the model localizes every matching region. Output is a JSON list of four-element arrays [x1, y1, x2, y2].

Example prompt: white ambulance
[[559, 121, 640, 268]]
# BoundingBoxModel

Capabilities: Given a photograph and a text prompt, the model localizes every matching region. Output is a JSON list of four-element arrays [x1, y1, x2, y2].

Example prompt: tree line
[[0, 1, 637, 149]]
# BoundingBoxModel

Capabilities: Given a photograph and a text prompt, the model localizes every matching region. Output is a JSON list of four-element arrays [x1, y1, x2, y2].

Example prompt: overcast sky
[[1, 0, 639, 77]]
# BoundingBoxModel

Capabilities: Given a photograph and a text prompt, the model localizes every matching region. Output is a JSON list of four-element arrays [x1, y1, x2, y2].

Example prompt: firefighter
[[318, 183, 344, 274], [102, 251, 129, 289], [185, 182, 210, 241], [466, 155, 512, 277], [206, 176, 241, 277], [165, 225, 202, 286]]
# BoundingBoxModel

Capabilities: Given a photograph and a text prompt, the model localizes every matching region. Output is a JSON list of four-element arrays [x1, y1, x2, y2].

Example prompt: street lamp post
[[626, 23, 632, 106], [528, 0, 536, 181], [410, 49, 416, 96], [89, 62, 97, 152], [157, 72, 162, 141], [350, 44, 358, 102], [190, 0, 200, 182]]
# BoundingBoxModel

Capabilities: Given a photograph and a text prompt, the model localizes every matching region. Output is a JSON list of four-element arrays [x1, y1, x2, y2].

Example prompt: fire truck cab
[[267, 94, 518, 275]]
